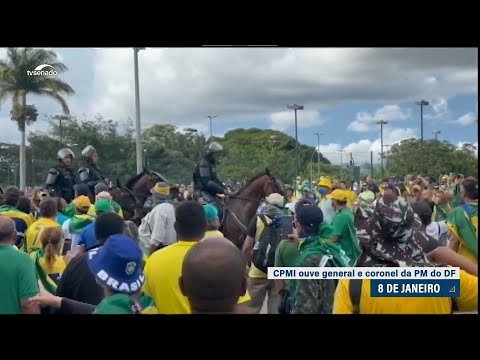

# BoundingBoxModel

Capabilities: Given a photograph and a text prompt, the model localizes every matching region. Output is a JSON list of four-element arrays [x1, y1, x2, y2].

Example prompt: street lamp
[[207, 115, 218, 138], [376, 120, 388, 178], [287, 104, 304, 195], [415, 99, 429, 144], [383, 144, 391, 175], [314, 132, 324, 177], [309, 148, 318, 186], [433, 130, 441, 141], [133, 47, 146, 174], [50, 114, 73, 146]]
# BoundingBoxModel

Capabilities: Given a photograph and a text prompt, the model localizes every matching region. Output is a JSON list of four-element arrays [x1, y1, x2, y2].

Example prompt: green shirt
[[93, 293, 157, 314], [63, 202, 76, 218], [331, 208, 361, 267], [275, 240, 300, 286], [434, 203, 451, 221], [0, 244, 39, 314]]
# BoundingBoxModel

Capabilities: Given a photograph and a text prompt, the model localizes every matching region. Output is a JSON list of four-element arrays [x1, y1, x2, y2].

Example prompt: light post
[[383, 144, 391, 175], [309, 148, 318, 186], [207, 115, 218, 138], [433, 130, 441, 141], [415, 99, 429, 144], [376, 120, 388, 178], [314, 132, 323, 177], [133, 47, 145, 174], [50, 114, 72, 146], [287, 104, 304, 196]]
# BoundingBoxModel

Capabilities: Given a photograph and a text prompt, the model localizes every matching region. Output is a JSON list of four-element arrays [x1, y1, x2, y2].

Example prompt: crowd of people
[[0, 140, 478, 314]]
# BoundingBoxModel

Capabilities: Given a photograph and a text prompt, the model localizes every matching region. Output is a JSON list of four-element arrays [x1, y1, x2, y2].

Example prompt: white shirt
[[426, 220, 449, 242], [62, 219, 82, 255], [138, 202, 177, 254], [319, 197, 336, 225]]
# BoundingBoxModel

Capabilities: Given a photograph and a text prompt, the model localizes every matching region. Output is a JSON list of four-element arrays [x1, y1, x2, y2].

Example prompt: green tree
[[387, 139, 478, 180], [0, 47, 74, 190]]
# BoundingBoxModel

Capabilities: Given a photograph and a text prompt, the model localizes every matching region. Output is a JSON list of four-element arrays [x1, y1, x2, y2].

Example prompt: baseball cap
[[87, 234, 144, 294], [204, 204, 219, 222], [296, 204, 324, 228], [328, 189, 349, 202], [74, 195, 91, 211], [317, 178, 332, 189], [95, 199, 114, 214], [94, 182, 109, 195]]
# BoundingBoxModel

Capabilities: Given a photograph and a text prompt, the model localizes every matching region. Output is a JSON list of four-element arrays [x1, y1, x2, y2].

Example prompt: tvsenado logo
[[26, 64, 58, 76]]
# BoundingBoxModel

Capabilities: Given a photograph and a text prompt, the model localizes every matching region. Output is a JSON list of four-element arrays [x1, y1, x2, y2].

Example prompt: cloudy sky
[[0, 47, 477, 164]]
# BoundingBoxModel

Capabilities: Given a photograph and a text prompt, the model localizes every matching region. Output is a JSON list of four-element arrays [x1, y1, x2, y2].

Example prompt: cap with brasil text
[[87, 234, 145, 294]]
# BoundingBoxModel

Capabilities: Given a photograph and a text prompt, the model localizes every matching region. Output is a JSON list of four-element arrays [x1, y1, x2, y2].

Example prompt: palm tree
[[0, 48, 74, 190]]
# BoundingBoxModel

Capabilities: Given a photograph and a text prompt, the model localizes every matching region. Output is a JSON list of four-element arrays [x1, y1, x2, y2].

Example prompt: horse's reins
[[222, 175, 283, 233], [227, 194, 263, 203]]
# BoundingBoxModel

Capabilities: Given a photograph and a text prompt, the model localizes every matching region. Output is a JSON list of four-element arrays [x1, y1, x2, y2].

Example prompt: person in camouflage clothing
[[356, 196, 434, 267], [284, 203, 349, 314]]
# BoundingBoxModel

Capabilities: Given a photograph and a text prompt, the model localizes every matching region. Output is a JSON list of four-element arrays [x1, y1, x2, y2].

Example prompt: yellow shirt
[[203, 230, 224, 239], [38, 254, 67, 276], [144, 241, 250, 314], [24, 217, 60, 253], [333, 270, 478, 314]]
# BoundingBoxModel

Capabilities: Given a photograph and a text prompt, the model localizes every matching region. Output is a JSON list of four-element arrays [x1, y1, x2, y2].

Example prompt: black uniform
[[78, 163, 106, 196], [45, 165, 77, 203], [193, 156, 226, 202]]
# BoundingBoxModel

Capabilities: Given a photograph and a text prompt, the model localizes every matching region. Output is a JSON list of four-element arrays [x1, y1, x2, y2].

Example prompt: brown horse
[[221, 169, 284, 248], [125, 168, 169, 206], [110, 168, 173, 223], [109, 180, 141, 222]]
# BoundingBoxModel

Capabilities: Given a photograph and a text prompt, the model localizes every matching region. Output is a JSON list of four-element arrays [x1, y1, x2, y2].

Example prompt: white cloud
[[0, 116, 51, 145], [270, 110, 325, 131], [456, 141, 478, 157], [347, 104, 411, 132], [422, 97, 449, 120], [319, 127, 417, 165], [87, 48, 477, 129], [455, 112, 476, 126]]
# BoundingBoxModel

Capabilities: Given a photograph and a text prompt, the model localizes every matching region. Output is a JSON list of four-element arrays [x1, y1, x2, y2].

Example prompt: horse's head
[[263, 168, 284, 197], [110, 182, 144, 221]]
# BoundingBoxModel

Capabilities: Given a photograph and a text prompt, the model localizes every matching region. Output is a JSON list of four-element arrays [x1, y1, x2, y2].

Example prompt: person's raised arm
[[428, 246, 478, 277]]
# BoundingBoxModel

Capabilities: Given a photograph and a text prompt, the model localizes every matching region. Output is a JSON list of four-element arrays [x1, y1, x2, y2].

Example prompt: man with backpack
[[242, 193, 286, 314], [283, 203, 349, 314]]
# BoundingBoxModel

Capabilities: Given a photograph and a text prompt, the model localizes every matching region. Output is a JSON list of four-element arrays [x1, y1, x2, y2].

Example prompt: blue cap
[[87, 234, 144, 294]]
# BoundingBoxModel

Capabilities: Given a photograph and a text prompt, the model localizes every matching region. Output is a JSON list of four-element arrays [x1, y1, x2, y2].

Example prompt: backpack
[[251, 214, 284, 273], [461, 204, 478, 237]]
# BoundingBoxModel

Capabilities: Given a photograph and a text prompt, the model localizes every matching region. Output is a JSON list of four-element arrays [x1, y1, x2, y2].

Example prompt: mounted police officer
[[193, 142, 229, 205], [78, 145, 107, 199], [45, 148, 77, 203]]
